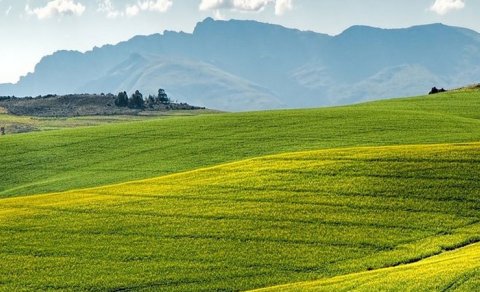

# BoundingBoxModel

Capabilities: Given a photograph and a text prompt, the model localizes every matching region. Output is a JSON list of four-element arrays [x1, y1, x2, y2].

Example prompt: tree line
[[115, 89, 171, 109]]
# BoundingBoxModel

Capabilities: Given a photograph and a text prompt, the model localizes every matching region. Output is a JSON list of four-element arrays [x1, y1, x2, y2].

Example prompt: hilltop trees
[[129, 90, 145, 109], [115, 88, 172, 109], [112, 88, 203, 111], [0, 89, 202, 118], [115, 91, 128, 107], [429, 87, 447, 95], [157, 89, 170, 104]]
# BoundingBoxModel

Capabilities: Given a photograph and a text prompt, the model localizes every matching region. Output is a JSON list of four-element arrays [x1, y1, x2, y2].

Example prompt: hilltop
[[0, 92, 205, 117], [2, 19, 480, 110], [2, 88, 480, 197]]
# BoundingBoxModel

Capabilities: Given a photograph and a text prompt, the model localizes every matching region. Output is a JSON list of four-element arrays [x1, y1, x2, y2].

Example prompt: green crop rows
[[0, 89, 479, 290], [1, 89, 480, 197]]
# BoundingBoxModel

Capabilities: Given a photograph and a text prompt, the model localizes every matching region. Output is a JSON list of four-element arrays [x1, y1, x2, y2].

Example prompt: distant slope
[[255, 242, 480, 291], [2, 19, 480, 110], [1, 89, 480, 197], [0, 107, 215, 134], [81, 55, 283, 111], [0, 93, 205, 117], [1, 142, 479, 290]]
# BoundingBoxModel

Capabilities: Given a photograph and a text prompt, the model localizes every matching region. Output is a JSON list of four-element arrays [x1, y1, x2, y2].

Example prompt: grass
[[0, 109, 216, 134], [2, 89, 480, 197], [1, 89, 480, 290], [255, 242, 480, 291], [1, 142, 479, 290]]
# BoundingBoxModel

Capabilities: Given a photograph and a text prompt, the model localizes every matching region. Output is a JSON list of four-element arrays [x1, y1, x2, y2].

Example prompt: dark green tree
[[157, 88, 170, 104], [115, 91, 128, 107], [128, 90, 144, 109], [146, 95, 156, 108]]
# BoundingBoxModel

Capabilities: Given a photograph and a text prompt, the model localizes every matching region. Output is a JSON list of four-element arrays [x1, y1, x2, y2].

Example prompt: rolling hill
[[2, 19, 480, 110], [256, 242, 480, 291], [0, 106, 215, 134], [0, 93, 205, 117], [0, 142, 479, 290], [1, 89, 480, 290], [2, 89, 480, 197]]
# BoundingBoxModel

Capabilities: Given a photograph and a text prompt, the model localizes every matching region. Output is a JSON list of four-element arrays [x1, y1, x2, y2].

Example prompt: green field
[[257, 242, 480, 291], [2, 89, 480, 197], [0, 108, 216, 135], [1, 143, 479, 290], [1, 89, 480, 290]]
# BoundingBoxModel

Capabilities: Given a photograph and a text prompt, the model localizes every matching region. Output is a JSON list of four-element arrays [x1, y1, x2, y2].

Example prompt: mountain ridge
[[2, 19, 480, 110]]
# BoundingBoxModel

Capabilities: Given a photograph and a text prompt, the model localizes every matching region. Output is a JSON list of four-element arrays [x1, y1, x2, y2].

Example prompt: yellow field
[[1, 142, 479, 290], [255, 242, 480, 291]]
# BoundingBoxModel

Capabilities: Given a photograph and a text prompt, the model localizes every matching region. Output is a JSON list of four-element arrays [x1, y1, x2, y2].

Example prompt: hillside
[[2, 19, 480, 110], [1, 89, 480, 291], [0, 107, 216, 135], [256, 242, 480, 291], [1, 89, 480, 197], [1, 142, 479, 290], [0, 93, 205, 117]]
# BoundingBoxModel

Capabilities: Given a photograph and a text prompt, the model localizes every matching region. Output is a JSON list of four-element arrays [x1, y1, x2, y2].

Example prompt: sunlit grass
[[1, 142, 479, 290], [2, 90, 480, 197], [256, 243, 480, 291]]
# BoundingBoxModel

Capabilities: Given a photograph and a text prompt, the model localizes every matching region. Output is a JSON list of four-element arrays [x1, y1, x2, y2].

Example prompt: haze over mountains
[[2, 18, 480, 111]]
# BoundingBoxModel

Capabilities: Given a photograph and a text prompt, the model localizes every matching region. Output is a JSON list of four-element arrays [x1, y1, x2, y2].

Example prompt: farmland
[[0, 108, 216, 134], [1, 89, 480, 197], [257, 242, 480, 291], [1, 142, 480, 290], [0, 89, 480, 290]]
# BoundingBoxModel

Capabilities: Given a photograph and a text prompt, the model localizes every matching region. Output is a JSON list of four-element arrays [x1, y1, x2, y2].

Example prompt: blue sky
[[0, 0, 478, 83]]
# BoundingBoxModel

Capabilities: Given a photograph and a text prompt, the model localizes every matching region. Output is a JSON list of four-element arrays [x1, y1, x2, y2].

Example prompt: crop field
[[1, 89, 480, 290], [1, 142, 480, 290], [2, 89, 480, 197], [257, 242, 480, 291], [0, 109, 215, 134]]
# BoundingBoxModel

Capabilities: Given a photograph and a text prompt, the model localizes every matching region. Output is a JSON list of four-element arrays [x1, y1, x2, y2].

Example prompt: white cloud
[[138, 0, 173, 13], [199, 0, 293, 15], [125, 3, 140, 16], [100, 0, 172, 18], [275, 0, 292, 15], [199, 0, 269, 12], [430, 0, 465, 15], [26, 0, 86, 19], [97, 0, 122, 18]]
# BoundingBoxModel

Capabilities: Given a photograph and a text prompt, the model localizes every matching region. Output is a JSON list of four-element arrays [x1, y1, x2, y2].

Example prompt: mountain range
[[2, 18, 480, 111]]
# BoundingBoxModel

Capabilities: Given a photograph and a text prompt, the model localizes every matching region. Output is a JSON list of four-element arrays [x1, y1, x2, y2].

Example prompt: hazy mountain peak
[[2, 19, 480, 111], [339, 25, 381, 35], [193, 17, 302, 36], [405, 22, 480, 40], [338, 22, 473, 37]]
